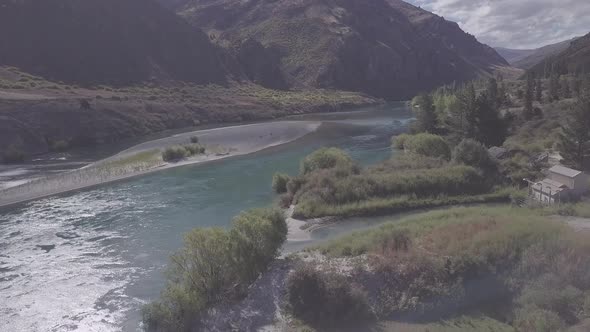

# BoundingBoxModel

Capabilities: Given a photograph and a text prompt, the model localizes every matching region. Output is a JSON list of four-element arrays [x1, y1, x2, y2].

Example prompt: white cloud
[[407, 0, 590, 49]]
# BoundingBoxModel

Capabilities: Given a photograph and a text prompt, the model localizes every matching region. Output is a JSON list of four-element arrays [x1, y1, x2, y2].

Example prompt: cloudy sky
[[407, 0, 590, 49]]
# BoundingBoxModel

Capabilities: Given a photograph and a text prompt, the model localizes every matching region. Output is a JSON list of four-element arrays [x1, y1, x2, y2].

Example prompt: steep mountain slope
[[513, 38, 578, 69], [529, 33, 590, 77], [0, 0, 230, 86], [170, 0, 507, 99], [495, 48, 535, 65]]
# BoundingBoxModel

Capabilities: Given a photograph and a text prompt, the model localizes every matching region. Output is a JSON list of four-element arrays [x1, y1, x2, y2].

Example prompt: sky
[[407, 0, 590, 49]]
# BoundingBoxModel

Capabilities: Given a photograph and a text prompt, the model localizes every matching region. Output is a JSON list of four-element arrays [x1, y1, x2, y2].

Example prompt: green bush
[[2, 146, 26, 163], [300, 147, 358, 175], [143, 208, 287, 331], [162, 146, 188, 162], [452, 139, 495, 171], [162, 144, 205, 162], [189, 136, 199, 144], [287, 263, 372, 328], [394, 133, 451, 160], [183, 143, 205, 156], [287, 176, 305, 195], [272, 173, 290, 194]]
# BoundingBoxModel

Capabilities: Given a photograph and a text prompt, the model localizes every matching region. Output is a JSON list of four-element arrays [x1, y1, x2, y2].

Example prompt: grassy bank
[[288, 206, 590, 331]]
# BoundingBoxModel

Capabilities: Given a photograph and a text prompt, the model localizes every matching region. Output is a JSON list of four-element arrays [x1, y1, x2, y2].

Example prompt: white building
[[529, 165, 589, 204]]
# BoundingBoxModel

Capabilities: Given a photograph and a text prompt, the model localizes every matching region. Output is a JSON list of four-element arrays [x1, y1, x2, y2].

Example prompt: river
[[0, 104, 412, 331]]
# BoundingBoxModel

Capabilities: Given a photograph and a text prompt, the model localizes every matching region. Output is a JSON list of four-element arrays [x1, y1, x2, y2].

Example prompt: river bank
[[0, 120, 320, 208]]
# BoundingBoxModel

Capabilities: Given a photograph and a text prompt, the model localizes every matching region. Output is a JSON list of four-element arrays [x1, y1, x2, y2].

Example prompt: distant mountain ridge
[[0, 0, 231, 86], [166, 0, 507, 99], [495, 48, 535, 65], [494, 37, 578, 70], [529, 33, 590, 77]]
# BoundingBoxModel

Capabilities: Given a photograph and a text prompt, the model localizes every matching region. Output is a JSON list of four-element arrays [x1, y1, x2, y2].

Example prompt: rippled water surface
[[0, 104, 412, 331]]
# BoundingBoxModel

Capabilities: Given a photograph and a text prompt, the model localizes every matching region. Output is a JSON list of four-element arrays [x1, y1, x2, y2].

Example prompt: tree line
[[412, 71, 590, 170]]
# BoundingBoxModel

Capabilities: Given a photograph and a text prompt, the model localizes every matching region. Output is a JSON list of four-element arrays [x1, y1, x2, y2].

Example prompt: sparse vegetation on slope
[[174, 0, 507, 99]]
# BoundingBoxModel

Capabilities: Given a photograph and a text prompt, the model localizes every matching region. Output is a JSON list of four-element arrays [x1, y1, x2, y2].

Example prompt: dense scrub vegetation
[[289, 207, 590, 331], [142, 208, 287, 331], [411, 70, 590, 186], [279, 144, 508, 219]]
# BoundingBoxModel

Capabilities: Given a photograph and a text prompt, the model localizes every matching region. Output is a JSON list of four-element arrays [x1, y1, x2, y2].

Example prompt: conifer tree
[[447, 83, 477, 141], [486, 77, 498, 109], [549, 70, 560, 101], [560, 76, 571, 98], [535, 78, 543, 102], [412, 93, 438, 133], [559, 96, 590, 169]]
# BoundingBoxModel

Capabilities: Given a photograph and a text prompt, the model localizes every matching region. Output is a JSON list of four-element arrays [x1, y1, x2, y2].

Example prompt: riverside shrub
[[142, 208, 287, 331], [452, 138, 495, 171], [300, 147, 358, 175], [272, 173, 290, 194], [393, 133, 451, 160], [161, 144, 205, 162]]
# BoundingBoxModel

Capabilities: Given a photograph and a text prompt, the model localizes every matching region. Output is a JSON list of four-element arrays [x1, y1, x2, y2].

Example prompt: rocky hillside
[[170, 0, 508, 99], [0, 0, 230, 86], [529, 33, 590, 77]]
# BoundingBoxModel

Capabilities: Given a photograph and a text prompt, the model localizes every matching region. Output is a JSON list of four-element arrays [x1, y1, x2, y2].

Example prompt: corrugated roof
[[550, 165, 582, 178]]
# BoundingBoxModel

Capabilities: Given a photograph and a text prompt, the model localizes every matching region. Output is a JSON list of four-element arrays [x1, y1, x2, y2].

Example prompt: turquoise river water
[[0, 104, 412, 331]]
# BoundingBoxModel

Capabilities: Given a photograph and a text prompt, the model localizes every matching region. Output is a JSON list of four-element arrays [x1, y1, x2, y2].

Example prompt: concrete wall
[[572, 173, 590, 195]]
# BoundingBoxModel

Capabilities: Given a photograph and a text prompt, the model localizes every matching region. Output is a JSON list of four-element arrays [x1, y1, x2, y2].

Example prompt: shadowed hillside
[[0, 0, 231, 86], [529, 33, 590, 77], [169, 0, 508, 99]]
